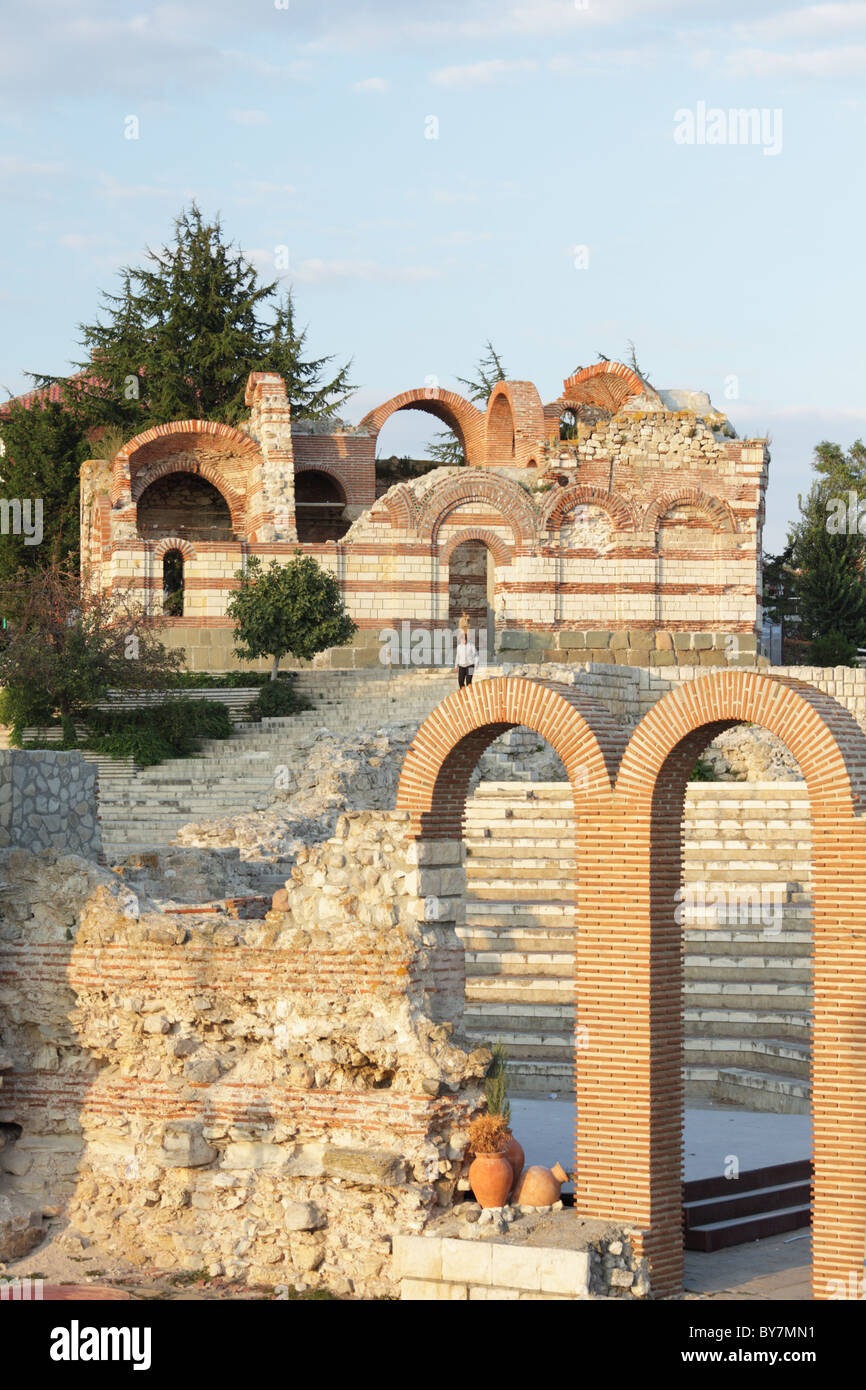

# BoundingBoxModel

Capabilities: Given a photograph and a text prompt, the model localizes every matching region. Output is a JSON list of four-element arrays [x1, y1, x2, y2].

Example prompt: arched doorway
[[295, 470, 350, 542], [397, 672, 866, 1301], [137, 473, 233, 543], [162, 550, 184, 616], [447, 538, 495, 658]]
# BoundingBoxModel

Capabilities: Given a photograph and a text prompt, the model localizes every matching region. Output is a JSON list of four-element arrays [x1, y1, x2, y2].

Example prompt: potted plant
[[467, 1114, 513, 1209], [485, 1041, 524, 1193]]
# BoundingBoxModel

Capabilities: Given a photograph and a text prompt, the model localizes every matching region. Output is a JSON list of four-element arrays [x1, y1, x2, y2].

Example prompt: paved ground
[[511, 1098, 811, 1181], [684, 1230, 811, 1301]]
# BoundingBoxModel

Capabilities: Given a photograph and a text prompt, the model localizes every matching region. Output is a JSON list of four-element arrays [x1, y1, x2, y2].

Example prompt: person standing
[[455, 631, 477, 689]]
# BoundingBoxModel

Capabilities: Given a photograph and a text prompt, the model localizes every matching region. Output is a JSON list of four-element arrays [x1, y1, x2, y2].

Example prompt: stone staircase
[[98, 670, 459, 856], [461, 782, 812, 1111]]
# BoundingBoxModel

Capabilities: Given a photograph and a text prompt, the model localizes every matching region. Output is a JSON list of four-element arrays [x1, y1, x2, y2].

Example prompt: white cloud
[[291, 258, 440, 284], [431, 58, 537, 86], [227, 108, 271, 126], [352, 76, 388, 93], [727, 43, 866, 76], [734, 4, 866, 43], [432, 188, 481, 206], [59, 232, 110, 250], [96, 173, 172, 199], [0, 155, 63, 178]]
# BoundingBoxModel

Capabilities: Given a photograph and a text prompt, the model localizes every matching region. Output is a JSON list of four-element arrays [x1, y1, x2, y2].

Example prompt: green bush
[[0, 683, 56, 745], [84, 698, 233, 766], [249, 680, 310, 720], [170, 670, 280, 689], [808, 630, 860, 667]]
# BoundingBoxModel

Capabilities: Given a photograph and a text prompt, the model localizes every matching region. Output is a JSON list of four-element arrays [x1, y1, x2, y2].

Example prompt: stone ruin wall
[[0, 751, 102, 858], [0, 811, 495, 1296]]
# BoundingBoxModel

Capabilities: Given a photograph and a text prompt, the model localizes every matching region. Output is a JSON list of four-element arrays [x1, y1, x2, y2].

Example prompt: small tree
[[0, 561, 183, 737], [227, 552, 357, 679], [427, 340, 509, 466]]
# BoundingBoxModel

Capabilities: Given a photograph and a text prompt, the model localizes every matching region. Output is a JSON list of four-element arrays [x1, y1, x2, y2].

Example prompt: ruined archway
[[359, 388, 486, 469], [137, 472, 234, 543], [397, 671, 866, 1301], [294, 469, 350, 542]]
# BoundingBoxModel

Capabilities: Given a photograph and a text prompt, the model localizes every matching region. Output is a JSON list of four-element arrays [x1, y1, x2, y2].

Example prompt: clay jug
[[468, 1150, 514, 1208], [514, 1161, 568, 1206], [502, 1133, 525, 1194]]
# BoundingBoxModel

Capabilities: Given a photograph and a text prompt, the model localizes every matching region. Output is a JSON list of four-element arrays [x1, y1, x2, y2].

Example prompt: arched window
[[163, 550, 184, 616]]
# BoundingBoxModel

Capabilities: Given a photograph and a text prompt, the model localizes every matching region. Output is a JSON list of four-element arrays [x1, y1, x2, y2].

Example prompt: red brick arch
[[113, 419, 263, 501], [485, 381, 546, 467], [644, 488, 737, 535], [439, 528, 514, 568], [396, 676, 625, 840], [359, 388, 486, 468], [131, 457, 246, 535], [396, 669, 866, 1301], [543, 484, 637, 533], [417, 470, 539, 549], [560, 361, 654, 412], [150, 537, 197, 561]]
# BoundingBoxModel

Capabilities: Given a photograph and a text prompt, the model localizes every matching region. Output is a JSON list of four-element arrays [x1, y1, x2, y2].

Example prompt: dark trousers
[[458, 664, 475, 688]]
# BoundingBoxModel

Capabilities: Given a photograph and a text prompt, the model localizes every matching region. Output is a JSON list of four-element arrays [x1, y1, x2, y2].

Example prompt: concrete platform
[[510, 1098, 811, 1182]]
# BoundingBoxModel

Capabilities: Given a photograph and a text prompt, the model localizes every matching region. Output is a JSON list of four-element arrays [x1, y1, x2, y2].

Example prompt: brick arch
[[396, 676, 626, 840], [150, 536, 197, 561], [644, 488, 737, 535], [113, 419, 263, 500], [438, 528, 514, 568], [543, 484, 637, 534], [131, 458, 246, 535], [560, 361, 655, 412], [416, 470, 539, 549], [600, 670, 866, 1300], [485, 381, 545, 467], [380, 484, 420, 531], [359, 388, 486, 468]]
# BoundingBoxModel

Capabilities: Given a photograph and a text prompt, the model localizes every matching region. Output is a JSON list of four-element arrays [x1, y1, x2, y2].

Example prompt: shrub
[[249, 680, 310, 719], [809, 630, 860, 667], [84, 698, 232, 766], [484, 1041, 511, 1127]]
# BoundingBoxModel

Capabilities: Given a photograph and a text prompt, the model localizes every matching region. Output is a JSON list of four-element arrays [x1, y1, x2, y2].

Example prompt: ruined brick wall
[[86, 365, 767, 672], [0, 814, 488, 1295]]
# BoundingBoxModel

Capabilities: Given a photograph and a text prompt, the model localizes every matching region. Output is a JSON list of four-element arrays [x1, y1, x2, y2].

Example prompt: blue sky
[[2, 0, 866, 551]]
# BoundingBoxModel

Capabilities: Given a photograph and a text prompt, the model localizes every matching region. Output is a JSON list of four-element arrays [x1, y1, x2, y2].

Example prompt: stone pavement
[[684, 1229, 811, 1300]]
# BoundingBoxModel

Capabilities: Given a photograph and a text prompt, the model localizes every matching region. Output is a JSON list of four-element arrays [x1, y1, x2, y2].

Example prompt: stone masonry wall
[[0, 814, 489, 1296], [0, 751, 102, 858]]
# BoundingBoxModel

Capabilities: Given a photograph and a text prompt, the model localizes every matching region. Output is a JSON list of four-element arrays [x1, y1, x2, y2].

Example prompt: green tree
[[33, 204, 355, 432], [789, 485, 866, 662], [0, 559, 182, 735], [227, 552, 357, 679], [0, 400, 89, 581], [427, 340, 508, 466]]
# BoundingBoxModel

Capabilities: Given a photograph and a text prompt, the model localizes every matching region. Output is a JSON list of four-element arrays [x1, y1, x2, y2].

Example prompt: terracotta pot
[[468, 1150, 514, 1208], [502, 1133, 525, 1194], [513, 1161, 569, 1206]]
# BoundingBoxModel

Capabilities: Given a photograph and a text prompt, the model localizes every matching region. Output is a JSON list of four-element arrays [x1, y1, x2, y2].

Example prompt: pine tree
[[32, 204, 354, 431], [0, 400, 89, 583], [790, 485, 866, 659], [427, 340, 508, 466]]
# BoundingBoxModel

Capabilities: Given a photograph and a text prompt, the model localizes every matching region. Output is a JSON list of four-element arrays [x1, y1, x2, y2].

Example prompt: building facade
[[80, 360, 769, 671]]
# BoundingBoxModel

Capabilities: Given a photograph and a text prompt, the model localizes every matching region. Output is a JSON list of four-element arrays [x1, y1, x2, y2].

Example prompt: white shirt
[[456, 640, 477, 667]]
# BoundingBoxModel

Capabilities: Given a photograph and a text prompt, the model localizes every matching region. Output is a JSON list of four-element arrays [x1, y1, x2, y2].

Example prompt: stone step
[[685, 1066, 810, 1114], [683, 1037, 809, 1076]]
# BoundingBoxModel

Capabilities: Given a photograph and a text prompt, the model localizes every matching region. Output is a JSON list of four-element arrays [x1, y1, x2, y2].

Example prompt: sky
[[2, 0, 866, 552]]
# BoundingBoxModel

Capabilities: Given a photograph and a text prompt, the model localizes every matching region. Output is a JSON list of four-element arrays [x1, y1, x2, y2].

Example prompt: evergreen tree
[[427, 340, 508, 466], [33, 204, 354, 431], [0, 400, 89, 582], [790, 485, 866, 660]]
